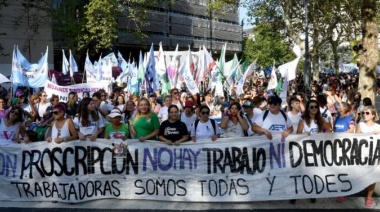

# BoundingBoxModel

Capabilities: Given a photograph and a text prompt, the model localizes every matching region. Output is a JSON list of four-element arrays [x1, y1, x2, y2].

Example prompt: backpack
[[243, 114, 253, 136], [194, 119, 216, 135], [263, 110, 287, 122], [322, 108, 328, 118]]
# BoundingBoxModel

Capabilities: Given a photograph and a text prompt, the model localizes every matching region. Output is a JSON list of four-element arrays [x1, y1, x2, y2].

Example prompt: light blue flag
[[26, 47, 49, 88], [11, 46, 23, 85], [146, 43, 159, 92], [96, 55, 102, 82], [16, 47, 31, 71]]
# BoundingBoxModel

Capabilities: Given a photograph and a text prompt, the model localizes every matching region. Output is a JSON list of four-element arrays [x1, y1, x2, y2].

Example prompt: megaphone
[[213, 96, 230, 107]]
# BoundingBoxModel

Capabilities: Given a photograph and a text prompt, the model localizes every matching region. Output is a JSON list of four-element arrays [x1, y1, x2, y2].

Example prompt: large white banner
[[44, 80, 109, 102], [0, 133, 379, 203]]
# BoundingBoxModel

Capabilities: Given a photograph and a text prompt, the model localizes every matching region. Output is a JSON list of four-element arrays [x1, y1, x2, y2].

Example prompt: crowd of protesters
[[0, 71, 380, 207]]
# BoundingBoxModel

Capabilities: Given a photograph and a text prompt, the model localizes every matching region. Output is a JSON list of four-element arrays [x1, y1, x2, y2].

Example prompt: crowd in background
[[0, 71, 380, 207]]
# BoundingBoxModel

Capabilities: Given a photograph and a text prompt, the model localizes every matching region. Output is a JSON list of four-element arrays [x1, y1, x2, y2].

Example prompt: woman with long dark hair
[[0, 97, 10, 119], [0, 106, 28, 144], [297, 100, 331, 134], [220, 102, 249, 137], [73, 97, 105, 141]]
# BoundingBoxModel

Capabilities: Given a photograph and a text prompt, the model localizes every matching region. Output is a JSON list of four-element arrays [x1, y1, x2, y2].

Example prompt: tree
[[243, 23, 295, 68], [358, 0, 378, 103]]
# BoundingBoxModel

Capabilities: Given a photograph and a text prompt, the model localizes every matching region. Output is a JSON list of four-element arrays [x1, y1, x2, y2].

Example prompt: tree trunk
[[358, 0, 378, 104], [330, 39, 339, 74]]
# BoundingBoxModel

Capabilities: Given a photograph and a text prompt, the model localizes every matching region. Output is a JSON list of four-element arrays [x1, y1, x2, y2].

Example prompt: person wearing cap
[[158, 105, 189, 145], [180, 101, 197, 135], [104, 109, 129, 141], [251, 95, 293, 140], [220, 102, 249, 138], [46, 104, 78, 143], [242, 100, 255, 136]]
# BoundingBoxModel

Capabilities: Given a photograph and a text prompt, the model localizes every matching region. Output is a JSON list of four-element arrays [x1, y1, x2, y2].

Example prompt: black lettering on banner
[[371, 139, 380, 165], [333, 139, 343, 165], [95, 181, 103, 196], [134, 180, 145, 195], [75, 146, 87, 175], [240, 148, 252, 174], [63, 147, 74, 176], [228, 179, 237, 195], [290, 175, 301, 194], [111, 180, 121, 196], [68, 183, 77, 200], [342, 138, 351, 165], [324, 140, 334, 166], [112, 149, 139, 175], [237, 178, 249, 195], [59, 183, 69, 199], [208, 180, 218, 197], [252, 148, 266, 174], [359, 139, 369, 165], [314, 175, 324, 194], [303, 140, 315, 167], [350, 138, 359, 165], [338, 174, 352, 192], [325, 174, 337, 192], [134, 179, 187, 196], [302, 175, 313, 194], [41, 148, 54, 177], [213, 148, 224, 173], [176, 180, 187, 196], [199, 180, 207, 196], [266, 176, 276, 195], [43, 181, 52, 197], [51, 147, 64, 176], [289, 142, 302, 168], [231, 147, 242, 173], [219, 179, 228, 196]]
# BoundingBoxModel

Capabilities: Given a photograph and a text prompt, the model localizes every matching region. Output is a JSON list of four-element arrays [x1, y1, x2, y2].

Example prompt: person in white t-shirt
[[355, 106, 380, 208], [191, 105, 220, 142], [286, 96, 302, 133], [252, 95, 293, 140], [74, 97, 105, 141], [180, 101, 197, 134], [158, 95, 172, 123]]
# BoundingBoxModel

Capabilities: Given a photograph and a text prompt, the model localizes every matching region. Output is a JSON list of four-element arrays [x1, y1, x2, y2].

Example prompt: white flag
[[69, 50, 78, 77], [236, 61, 256, 95], [62, 50, 69, 75]]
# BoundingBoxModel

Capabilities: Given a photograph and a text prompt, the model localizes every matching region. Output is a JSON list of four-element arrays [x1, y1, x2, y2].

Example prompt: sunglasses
[[362, 111, 371, 116], [52, 111, 60, 115], [309, 105, 318, 109], [268, 102, 278, 106], [201, 111, 210, 115]]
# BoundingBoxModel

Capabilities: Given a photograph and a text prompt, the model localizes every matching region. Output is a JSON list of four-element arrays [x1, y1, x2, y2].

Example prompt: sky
[[239, 6, 253, 30]]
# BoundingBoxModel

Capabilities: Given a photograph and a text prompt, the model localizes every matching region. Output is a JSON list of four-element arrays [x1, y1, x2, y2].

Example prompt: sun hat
[[107, 109, 122, 121]]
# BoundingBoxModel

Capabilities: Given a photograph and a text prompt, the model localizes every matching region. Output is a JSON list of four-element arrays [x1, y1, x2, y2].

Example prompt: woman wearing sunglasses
[[0, 106, 28, 144], [355, 106, 380, 207], [46, 104, 78, 143], [191, 105, 220, 142], [296, 100, 332, 135]]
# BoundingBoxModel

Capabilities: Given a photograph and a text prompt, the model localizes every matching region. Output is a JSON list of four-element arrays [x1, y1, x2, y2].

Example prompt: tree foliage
[[243, 23, 295, 68]]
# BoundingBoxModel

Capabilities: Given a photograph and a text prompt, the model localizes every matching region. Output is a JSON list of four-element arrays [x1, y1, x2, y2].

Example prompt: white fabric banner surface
[[0, 133, 379, 203], [44, 80, 109, 102]]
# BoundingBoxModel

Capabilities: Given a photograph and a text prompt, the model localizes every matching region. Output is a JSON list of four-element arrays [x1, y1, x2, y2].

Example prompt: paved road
[[2, 96, 380, 211]]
